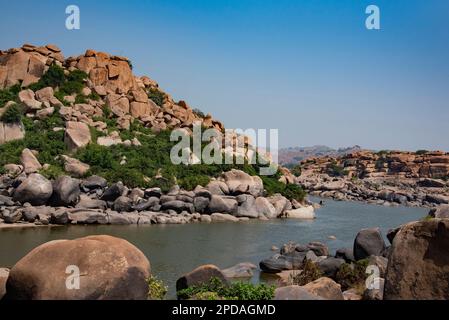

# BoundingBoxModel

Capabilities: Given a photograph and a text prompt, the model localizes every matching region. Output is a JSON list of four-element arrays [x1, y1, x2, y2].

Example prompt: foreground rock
[[222, 262, 257, 278], [176, 264, 228, 293], [301, 277, 344, 300], [4, 235, 151, 300], [0, 268, 9, 299], [274, 285, 322, 300], [384, 219, 449, 300]]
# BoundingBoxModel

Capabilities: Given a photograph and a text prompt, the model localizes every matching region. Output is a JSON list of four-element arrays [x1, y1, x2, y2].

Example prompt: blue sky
[[1, 0, 448, 150]]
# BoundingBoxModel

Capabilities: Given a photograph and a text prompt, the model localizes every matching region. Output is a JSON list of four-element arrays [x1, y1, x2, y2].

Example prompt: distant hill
[[279, 145, 363, 167]]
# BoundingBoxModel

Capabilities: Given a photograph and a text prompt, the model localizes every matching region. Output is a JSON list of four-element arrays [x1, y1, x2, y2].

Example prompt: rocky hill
[[279, 145, 363, 167], [0, 43, 308, 227], [298, 150, 449, 207]]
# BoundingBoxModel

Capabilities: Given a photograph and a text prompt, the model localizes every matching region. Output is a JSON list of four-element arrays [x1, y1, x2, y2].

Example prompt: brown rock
[[301, 277, 344, 300], [176, 264, 228, 293], [20, 148, 42, 174], [384, 219, 449, 300], [4, 235, 151, 300], [64, 121, 91, 152], [0, 268, 9, 300]]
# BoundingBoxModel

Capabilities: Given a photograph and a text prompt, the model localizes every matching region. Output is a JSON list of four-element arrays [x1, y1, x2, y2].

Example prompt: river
[[0, 198, 428, 296]]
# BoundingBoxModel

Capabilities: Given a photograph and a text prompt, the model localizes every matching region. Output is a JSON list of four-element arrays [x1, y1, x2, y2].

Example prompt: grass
[[147, 275, 168, 300], [0, 103, 23, 123]]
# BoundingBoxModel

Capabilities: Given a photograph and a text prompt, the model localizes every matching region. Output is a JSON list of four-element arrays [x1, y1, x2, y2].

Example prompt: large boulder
[[255, 197, 277, 219], [317, 257, 345, 278], [176, 264, 228, 293], [223, 169, 263, 197], [353, 228, 386, 261], [101, 182, 124, 202], [50, 176, 80, 206], [259, 253, 305, 273], [285, 206, 315, 219], [208, 195, 238, 214], [20, 148, 42, 174], [4, 235, 151, 300], [235, 194, 258, 218], [61, 155, 90, 178], [64, 121, 91, 152], [384, 219, 449, 300], [12, 173, 53, 205], [301, 277, 344, 300], [0, 121, 25, 145]]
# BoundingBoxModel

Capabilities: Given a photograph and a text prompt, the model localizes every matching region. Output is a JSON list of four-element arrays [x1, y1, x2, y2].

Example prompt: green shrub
[[40, 165, 65, 180], [178, 175, 210, 190], [31, 63, 65, 90], [147, 275, 167, 300], [88, 91, 101, 101], [327, 161, 348, 177], [148, 88, 165, 107], [75, 94, 87, 104], [177, 277, 275, 300], [290, 259, 323, 286], [28, 65, 87, 96], [291, 164, 302, 177], [335, 259, 369, 292], [0, 104, 23, 123], [0, 84, 21, 107], [416, 150, 429, 155]]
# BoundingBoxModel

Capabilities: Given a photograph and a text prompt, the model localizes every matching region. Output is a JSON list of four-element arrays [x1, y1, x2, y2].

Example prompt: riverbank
[[0, 198, 427, 297]]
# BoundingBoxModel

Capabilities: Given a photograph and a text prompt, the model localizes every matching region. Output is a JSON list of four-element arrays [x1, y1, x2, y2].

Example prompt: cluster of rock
[[2, 213, 449, 300], [0, 44, 228, 151], [298, 150, 449, 207], [0, 168, 315, 227]]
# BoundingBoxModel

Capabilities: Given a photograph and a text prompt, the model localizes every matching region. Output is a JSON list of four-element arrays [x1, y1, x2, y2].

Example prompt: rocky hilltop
[[0, 43, 308, 228], [279, 145, 363, 167], [298, 150, 449, 207]]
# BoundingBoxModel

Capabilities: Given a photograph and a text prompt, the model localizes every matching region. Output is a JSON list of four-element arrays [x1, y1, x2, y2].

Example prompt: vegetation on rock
[[147, 275, 168, 300]]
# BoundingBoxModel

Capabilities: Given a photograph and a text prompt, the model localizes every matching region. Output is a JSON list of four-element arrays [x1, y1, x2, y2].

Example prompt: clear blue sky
[[1, 0, 448, 151]]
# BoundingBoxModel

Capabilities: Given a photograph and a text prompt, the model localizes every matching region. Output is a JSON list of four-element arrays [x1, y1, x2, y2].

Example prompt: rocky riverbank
[[0, 168, 316, 228], [297, 150, 449, 208], [1, 208, 448, 300]]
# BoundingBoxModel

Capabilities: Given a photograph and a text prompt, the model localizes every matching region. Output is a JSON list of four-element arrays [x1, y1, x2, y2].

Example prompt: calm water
[[0, 198, 427, 296]]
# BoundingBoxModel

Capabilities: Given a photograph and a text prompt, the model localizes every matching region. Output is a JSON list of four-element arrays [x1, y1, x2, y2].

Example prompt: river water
[[0, 198, 427, 296]]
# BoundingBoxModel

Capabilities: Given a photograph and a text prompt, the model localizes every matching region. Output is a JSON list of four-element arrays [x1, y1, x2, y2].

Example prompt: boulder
[[161, 200, 194, 213], [176, 264, 228, 293], [12, 173, 53, 205], [267, 194, 292, 216], [69, 210, 108, 224], [429, 205, 449, 219], [384, 219, 449, 300], [302, 277, 344, 300], [208, 195, 238, 214], [285, 206, 315, 219], [335, 248, 355, 262], [259, 253, 305, 273], [81, 175, 107, 190], [101, 182, 124, 202], [113, 196, 133, 212], [254, 197, 277, 219], [235, 194, 258, 218], [132, 197, 160, 212], [363, 278, 385, 300], [50, 176, 80, 206], [206, 180, 229, 195], [20, 148, 42, 174], [2, 209, 22, 223], [307, 242, 329, 256], [4, 235, 150, 300], [317, 257, 345, 278], [221, 263, 257, 278], [210, 213, 239, 222], [75, 195, 107, 210], [61, 155, 90, 178], [0, 122, 25, 145], [274, 285, 322, 300], [223, 169, 263, 197], [343, 288, 363, 300], [193, 196, 209, 213], [51, 209, 71, 225], [64, 121, 91, 152], [353, 228, 386, 261], [368, 255, 388, 278]]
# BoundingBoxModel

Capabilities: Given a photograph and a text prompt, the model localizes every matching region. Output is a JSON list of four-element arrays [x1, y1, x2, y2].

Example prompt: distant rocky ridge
[[298, 150, 449, 207], [279, 145, 363, 167]]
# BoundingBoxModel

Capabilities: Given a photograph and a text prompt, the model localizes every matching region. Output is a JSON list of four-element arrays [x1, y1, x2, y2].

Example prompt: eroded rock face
[[384, 219, 449, 300], [4, 235, 151, 300]]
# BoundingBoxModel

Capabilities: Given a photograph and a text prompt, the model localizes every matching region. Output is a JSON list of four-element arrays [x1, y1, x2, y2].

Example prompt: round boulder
[[353, 227, 386, 261], [50, 176, 80, 206], [4, 235, 151, 300]]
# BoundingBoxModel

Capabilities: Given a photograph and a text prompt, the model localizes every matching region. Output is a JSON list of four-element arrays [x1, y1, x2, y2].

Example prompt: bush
[[290, 259, 323, 286], [177, 277, 275, 300], [148, 88, 165, 107], [0, 104, 23, 123], [0, 84, 21, 108], [327, 161, 348, 177], [335, 259, 369, 292], [147, 275, 167, 300], [291, 165, 302, 177], [416, 150, 429, 155]]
